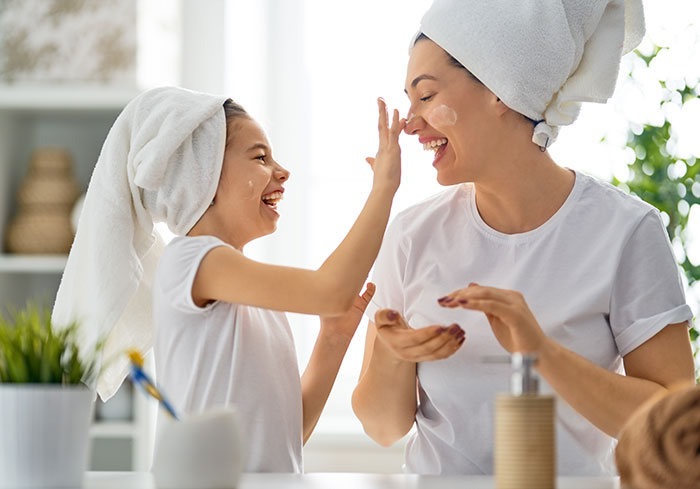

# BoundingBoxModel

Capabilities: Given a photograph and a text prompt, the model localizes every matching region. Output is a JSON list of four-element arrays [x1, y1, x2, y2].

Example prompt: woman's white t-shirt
[[365, 170, 692, 476], [153, 235, 303, 473]]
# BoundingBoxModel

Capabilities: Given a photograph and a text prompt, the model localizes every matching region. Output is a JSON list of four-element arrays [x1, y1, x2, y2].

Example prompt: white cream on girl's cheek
[[427, 104, 458, 128], [241, 179, 255, 200], [241, 173, 269, 201]]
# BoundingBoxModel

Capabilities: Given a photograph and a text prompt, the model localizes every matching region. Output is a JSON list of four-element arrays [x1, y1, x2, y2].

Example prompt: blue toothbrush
[[127, 349, 179, 420]]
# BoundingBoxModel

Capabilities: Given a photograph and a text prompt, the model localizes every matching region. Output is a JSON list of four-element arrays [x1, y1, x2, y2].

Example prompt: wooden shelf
[[0, 85, 141, 112], [0, 84, 152, 472], [0, 254, 67, 273]]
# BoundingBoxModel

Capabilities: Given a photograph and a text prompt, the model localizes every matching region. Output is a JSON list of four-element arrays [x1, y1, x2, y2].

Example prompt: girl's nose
[[276, 164, 290, 182]]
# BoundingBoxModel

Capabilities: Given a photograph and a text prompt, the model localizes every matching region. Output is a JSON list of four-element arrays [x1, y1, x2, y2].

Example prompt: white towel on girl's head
[[52, 86, 229, 401], [414, 0, 645, 148]]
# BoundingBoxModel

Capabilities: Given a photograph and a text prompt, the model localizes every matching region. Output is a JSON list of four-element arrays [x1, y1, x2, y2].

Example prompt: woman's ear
[[492, 94, 510, 116]]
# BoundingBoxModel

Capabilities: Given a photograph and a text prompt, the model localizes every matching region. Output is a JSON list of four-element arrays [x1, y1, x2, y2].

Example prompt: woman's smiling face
[[212, 116, 290, 247], [404, 38, 500, 185]]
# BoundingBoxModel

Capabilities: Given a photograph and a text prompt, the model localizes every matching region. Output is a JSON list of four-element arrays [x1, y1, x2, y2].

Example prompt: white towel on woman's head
[[414, 0, 645, 148], [52, 86, 229, 401]]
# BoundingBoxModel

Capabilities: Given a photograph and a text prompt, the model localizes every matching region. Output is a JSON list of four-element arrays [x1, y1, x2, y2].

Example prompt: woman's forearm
[[537, 330, 695, 437], [352, 336, 418, 446]]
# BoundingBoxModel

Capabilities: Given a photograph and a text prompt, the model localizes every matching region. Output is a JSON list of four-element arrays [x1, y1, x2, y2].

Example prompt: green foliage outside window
[[609, 46, 700, 378]]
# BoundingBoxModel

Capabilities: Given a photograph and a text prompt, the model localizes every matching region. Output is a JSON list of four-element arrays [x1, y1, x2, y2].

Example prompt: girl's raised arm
[[193, 99, 405, 316]]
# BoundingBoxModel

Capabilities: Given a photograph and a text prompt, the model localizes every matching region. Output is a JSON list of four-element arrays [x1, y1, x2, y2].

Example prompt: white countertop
[[85, 471, 620, 488]]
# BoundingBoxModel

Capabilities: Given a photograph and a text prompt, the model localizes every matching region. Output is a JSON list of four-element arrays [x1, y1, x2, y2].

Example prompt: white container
[[152, 408, 243, 489], [0, 384, 95, 488]]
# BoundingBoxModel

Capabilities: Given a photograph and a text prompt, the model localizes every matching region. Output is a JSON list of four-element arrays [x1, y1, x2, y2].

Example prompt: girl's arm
[[193, 100, 404, 317], [300, 283, 374, 443], [439, 284, 695, 437], [351, 310, 464, 446]]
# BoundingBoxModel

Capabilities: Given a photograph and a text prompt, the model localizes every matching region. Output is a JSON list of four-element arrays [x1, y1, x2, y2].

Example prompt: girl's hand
[[365, 98, 406, 195], [320, 283, 376, 345], [373, 309, 465, 362], [437, 283, 547, 354]]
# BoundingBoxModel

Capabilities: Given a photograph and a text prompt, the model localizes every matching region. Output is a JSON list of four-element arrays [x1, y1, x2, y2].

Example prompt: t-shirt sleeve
[[156, 237, 231, 314], [365, 214, 408, 322], [610, 209, 693, 356]]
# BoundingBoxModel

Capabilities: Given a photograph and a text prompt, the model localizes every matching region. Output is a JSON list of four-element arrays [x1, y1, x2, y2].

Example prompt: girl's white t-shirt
[[153, 235, 303, 473], [365, 170, 692, 476]]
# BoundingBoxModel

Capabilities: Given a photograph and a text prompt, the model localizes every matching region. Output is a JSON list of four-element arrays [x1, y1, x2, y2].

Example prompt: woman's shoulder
[[575, 170, 657, 221], [393, 185, 465, 227]]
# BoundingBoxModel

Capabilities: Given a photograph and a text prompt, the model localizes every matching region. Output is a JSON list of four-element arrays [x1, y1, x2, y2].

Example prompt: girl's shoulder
[[163, 235, 229, 259], [157, 235, 231, 282]]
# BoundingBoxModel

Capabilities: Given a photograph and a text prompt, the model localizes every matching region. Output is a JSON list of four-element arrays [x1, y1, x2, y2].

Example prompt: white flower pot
[[152, 408, 243, 489], [0, 384, 95, 488]]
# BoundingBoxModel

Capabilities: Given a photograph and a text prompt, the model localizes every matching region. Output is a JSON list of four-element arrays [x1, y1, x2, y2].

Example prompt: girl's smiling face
[[211, 116, 290, 248], [404, 38, 502, 185]]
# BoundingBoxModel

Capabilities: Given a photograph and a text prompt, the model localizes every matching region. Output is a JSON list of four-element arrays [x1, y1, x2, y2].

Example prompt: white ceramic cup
[[151, 407, 244, 489]]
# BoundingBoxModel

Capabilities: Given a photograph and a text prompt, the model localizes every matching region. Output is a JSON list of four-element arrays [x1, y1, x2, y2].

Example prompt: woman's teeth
[[261, 191, 283, 209], [423, 138, 448, 152]]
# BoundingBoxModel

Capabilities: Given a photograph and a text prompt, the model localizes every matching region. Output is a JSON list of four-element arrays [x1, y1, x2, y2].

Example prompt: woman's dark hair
[[414, 33, 482, 84], [413, 33, 537, 127]]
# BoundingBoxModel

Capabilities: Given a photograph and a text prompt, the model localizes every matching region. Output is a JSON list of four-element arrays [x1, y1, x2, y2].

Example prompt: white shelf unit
[[0, 85, 154, 471]]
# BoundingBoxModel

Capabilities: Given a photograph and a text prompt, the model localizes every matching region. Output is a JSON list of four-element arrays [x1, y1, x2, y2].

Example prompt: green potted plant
[[0, 303, 101, 488]]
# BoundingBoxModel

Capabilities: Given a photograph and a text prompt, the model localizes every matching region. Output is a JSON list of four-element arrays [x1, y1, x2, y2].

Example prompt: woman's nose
[[404, 112, 425, 135]]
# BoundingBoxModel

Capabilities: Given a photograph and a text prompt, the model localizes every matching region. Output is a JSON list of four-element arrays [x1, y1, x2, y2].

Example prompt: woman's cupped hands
[[437, 283, 547, 354], [373, 309, 465, 362]]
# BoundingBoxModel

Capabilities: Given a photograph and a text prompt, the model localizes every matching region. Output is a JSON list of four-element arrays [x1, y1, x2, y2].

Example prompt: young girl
[[51, 86, 431, 472]]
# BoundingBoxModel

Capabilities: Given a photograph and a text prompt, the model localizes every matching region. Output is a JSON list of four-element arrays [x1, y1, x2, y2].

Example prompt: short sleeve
[[155, 236, 231, 314], [610, 209, 693, 356], [365, 214, 408, 321]]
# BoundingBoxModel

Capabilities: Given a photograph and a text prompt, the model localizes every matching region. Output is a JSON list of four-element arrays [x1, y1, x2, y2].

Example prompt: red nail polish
[[458, 299, 468, 304], [387, 311, 397, 320]]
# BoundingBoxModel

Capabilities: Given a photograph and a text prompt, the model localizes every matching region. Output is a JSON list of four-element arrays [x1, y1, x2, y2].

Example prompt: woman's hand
[[373, 308, 465, 362], [365, 98, 406, 195], [320, 283, 376, 345], [437, 283, 547, 354]]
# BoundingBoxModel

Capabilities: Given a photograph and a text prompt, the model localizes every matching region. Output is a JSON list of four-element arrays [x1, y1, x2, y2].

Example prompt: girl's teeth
[[262, 191, 283, 207]]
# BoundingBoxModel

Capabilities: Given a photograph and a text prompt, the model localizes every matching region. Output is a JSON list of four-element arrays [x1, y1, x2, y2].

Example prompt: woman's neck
[[473, 150, 575, 235]]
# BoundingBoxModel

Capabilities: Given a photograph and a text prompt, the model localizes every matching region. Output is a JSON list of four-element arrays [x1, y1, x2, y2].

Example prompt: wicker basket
[[5, 148, 80, 254]]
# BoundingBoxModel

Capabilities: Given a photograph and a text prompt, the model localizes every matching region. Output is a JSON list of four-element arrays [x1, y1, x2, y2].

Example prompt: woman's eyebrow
[[404, 74, 438, 94]]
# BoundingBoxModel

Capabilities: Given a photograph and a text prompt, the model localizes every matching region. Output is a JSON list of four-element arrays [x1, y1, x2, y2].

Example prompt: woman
[[352, 0, 696, 476]]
